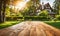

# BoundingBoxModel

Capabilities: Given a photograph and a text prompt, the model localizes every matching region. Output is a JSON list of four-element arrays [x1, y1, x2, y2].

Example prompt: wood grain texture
[[0, 21, 60, 36]]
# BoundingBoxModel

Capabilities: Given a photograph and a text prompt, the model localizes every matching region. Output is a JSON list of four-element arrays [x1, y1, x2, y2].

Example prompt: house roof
[[44, 3, 52, 9], [37, 3, 52, 10]]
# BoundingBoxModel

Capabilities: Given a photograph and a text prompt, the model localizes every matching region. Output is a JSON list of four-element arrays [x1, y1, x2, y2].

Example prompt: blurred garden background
[[0, 0, 60, 29]]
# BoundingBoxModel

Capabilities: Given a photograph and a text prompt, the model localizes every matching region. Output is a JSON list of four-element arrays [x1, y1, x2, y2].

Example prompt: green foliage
[[45, 21, 60, 29], [6, 5, 10, 17], [53, 0, 60, 14], [22, 0, 40, 16], [55, 15, 60, 20], [39, 10, 48, 16], [24, 16, 50, 21], [6, 17, 23, 21], [0, 21, 20, 29]]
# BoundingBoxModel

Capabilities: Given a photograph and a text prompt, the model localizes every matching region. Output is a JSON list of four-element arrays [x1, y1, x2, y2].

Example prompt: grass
[[0, 21, 20, 29], [44, 21, 60, 29]]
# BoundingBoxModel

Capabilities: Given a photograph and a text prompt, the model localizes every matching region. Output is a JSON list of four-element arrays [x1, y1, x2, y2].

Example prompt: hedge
[[6, 17, 23, 21], [6, 16, 50, 21], [24, 16, 50, 21]]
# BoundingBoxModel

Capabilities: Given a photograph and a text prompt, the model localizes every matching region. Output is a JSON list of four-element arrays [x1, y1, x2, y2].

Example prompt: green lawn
[[0, 21, 20, 29], [44, 21, 60, 29]]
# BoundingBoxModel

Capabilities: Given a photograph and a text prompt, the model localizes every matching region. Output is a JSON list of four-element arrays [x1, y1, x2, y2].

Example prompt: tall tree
[[0, 0, 6, 23], [54, 0, 60, 15], [0, 0, 23, 23], [24, 0, 40, 16], [0, 0, 10, 23], [0, 0, 3, 23], [31, 0, 40, 12]]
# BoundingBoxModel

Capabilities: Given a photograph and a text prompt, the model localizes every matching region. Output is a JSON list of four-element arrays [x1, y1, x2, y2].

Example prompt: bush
[[6, 17, 23, 21], [24, 16, 50, 21], [39, 10, 48, 16], [6, 16, 52, 21], [56, 15, 60, 20]]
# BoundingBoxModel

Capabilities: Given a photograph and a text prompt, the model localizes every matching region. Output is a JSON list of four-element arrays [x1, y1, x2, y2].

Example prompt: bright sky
[[41, 0, 55, 7], [15, 0, 30, 10], [9, 0, 30, 10]]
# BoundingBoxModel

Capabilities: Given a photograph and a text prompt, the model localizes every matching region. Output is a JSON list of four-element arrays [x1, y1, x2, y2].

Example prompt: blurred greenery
[[39, 10, 48, 16], [44, 21, 60, 29], [4, 0, 60, 21], [0, 21, 20, 29]]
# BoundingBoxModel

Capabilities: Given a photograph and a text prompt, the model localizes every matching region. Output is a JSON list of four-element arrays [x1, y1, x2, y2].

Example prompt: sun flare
[[15, 2, 26, 10], [10, 0, 30, 10]]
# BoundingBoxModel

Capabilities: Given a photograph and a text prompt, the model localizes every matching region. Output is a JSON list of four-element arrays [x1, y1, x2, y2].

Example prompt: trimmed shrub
[[24, 16, 50, 21], [6, 17, 23, 21], [56, 15, 60, 20]]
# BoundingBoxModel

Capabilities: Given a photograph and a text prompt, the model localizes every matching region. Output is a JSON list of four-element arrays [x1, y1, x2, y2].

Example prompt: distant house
[[39, 3, 52, 11], [37, 3, 52, 11], [36, 2, 56, 17], [44, 3, 56, 17], [44, 3, 53, 12]]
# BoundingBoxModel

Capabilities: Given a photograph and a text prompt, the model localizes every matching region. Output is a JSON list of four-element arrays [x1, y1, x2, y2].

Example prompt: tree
[[0, 0, 7, 23], [53, 0, 60, 15], [39, 10, 48, 16], [0, 0, 13, 23], [0, 0, 23, 23], [23, 0, 40, 16], [30, 0, 40, 15]]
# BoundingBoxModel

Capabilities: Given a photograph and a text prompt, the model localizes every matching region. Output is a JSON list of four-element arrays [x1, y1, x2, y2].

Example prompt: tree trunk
[[0, 0, 6, 23], [0, 1, 3, 23], [2, 1, 6, 22]]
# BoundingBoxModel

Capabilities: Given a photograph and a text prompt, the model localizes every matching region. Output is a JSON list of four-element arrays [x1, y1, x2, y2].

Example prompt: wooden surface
[[0, 21, 60, 36]]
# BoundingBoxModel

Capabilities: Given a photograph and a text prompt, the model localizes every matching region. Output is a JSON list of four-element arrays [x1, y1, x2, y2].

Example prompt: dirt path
[[0, 21, 60, 36]]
